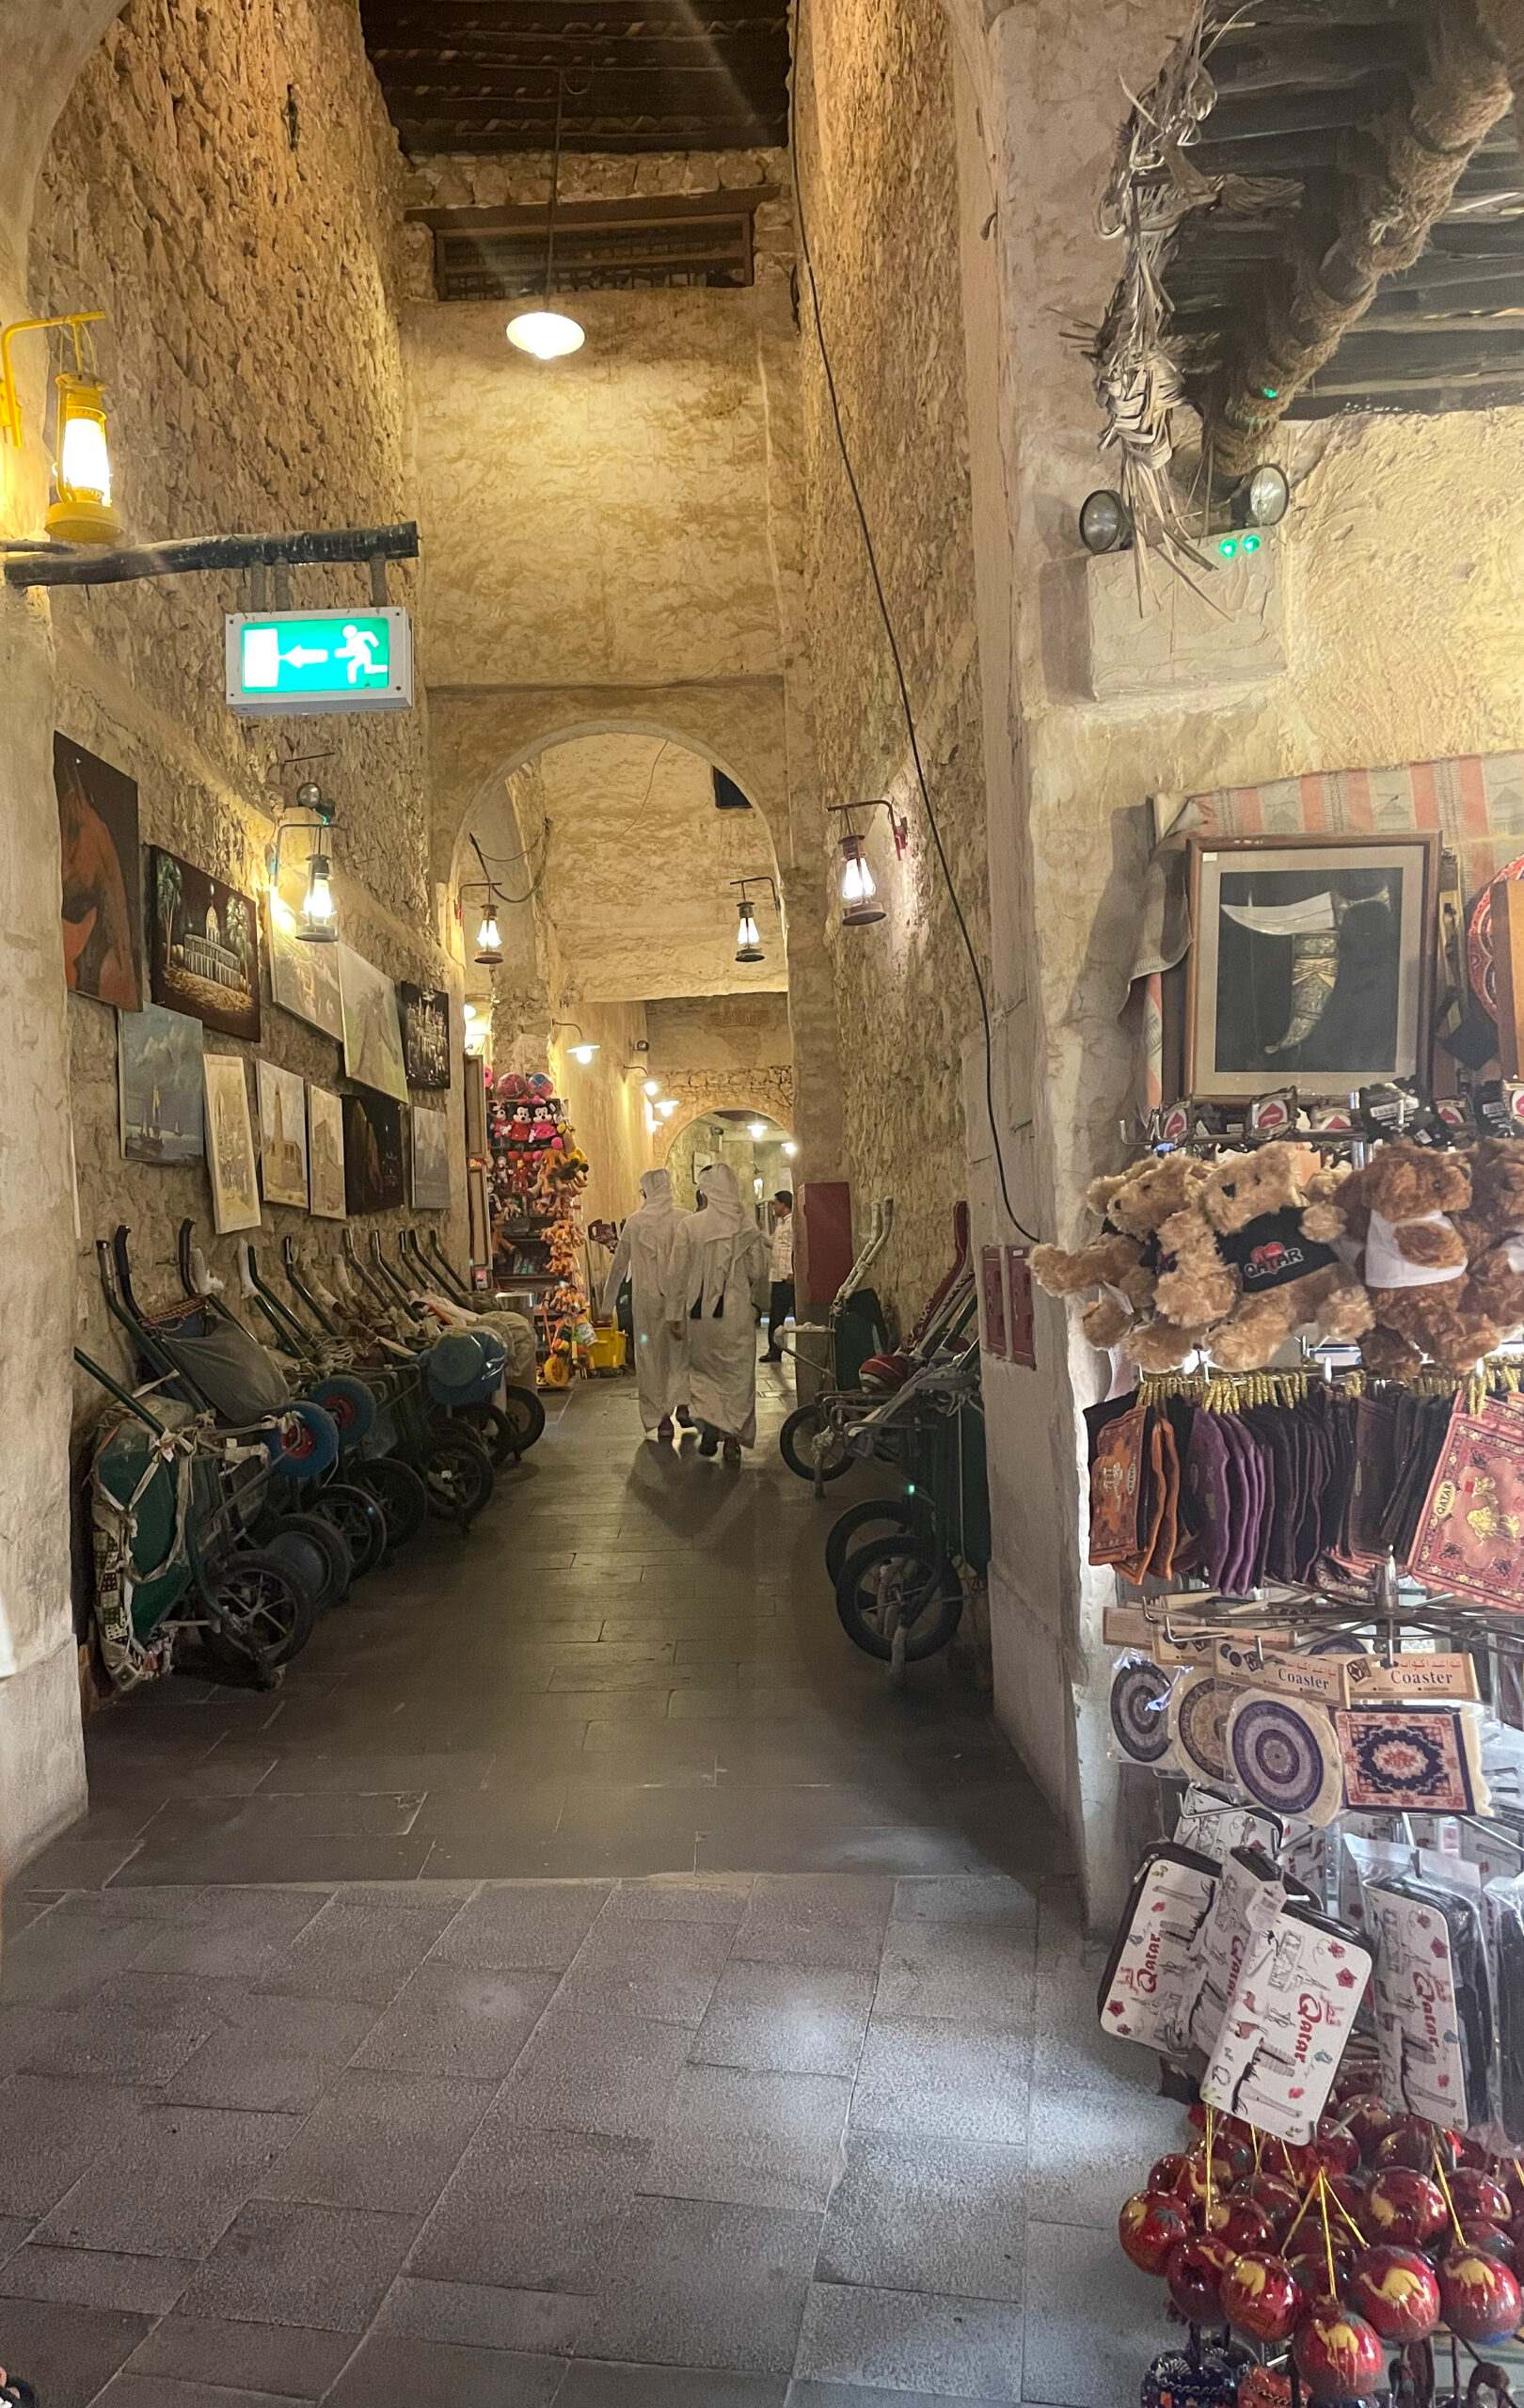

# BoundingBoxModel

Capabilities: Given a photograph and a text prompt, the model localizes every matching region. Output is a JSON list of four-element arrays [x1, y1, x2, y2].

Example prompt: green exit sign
[[225, 608, 414, 716]]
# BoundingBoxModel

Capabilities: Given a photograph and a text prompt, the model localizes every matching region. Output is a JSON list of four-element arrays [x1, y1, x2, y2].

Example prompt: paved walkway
[[0, 1367, 1175, 2404]]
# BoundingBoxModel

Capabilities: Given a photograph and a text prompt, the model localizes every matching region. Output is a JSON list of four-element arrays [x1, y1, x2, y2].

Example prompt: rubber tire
[[421, 1425, 495, 1527], [779, 1402, 852, 1484], [258, 1511, 351, 1612], [499, 1383, 546, 1453], [834, 1534, 963, 1662], [203, 1548, 316, 1671], [317, 1481, 388, 1581], [825, 1497, 935, 1588], [310, 1372, 377, 1446], [356, 1455, 428, 1552], [273, 1402, 341, 1479]]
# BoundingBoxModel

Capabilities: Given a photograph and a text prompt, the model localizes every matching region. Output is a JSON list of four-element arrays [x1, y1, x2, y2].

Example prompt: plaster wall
[[644, 993, 794, 1078], [548, 1002, 654, 1232], [793, 0, 991, 1326], [947, 0, 1524, 1921]]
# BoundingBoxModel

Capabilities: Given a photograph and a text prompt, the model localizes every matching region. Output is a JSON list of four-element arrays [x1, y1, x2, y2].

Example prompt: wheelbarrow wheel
[[500, 1383, 546, 1452], [421, 1425, 494, 1528], [780, 1402, 851, 1485], [825, 1496, 935, 1588], [834, 1534, 962, 1662], [316, 1481, 388, 1581], [356, 1455, 427, 1552], [204, 1549, 315, 1671], [257, 1512, 351, 1613]]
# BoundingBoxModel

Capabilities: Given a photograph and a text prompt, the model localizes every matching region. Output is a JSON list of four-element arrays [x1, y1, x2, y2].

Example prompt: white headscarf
[[639, 1166, 674, 1211], [677, 1162, 763, 1315], [695, 1162, 749, 1236]]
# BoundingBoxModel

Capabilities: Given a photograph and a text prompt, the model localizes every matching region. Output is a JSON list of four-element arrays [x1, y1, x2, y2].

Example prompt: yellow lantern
[[46, 372, 121, 546]]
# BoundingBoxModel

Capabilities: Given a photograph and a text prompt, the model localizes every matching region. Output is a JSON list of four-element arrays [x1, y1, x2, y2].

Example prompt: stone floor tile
[[409, 2126, 650, 2293], [92, 2378, 315, 2406], [596, 1874, 753, 1924], [33, 2102, 302, 2257], [560, 2366, 788, 2405], [259, 1751, 498, 1793], [119, 1833, 437, 1885], [730, 1874, 896, 1972], [850, 2017, 1032, 2147], [872, 1922, 1036, 2033], [794, 2281, 1024, 2401], [553, 1915, 732, 2025], [644, 2062, 851, 2211], [893, 1876, 1039, 1927], [175, 2197, 421, 2332], [123, 2312, 356, 2396], [787, 2386, 1014, 2407], [426, 1882, 611, 1971], [0, 1902, 167, 2010], [691, 1958, 875, 2078], [490, 2006, 693, 2141], [258, 2068, 495, 2213], [1024, 2071, 1182, 2229], [164, 1991, 383, 2114], [579, 2195, 818, 2374], [350, 1962, 558, 2079], [13, 1835, 146, 1892], [17, 1970, 230, 2087], [126, 1890, 327, 1980], [816, 2130, 1026, 2300], [1020, 2217, 1165, 2408], [373, 2274, 589, 2354], [0, 2074, 145, 2219], [325, 2335, 566, 2405], [0, 2241, 196, 2315], [0, 2295, 151, 2408], [256, 1891, 472, 2004]]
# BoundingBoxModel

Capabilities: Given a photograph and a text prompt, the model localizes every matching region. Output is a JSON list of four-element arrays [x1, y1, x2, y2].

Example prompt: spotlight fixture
[[505, 71, 584, 362], [1079, 489, 1132, 556], [0, 310, 121, 546], [569, 1043, 597, 1066], [1231, 462, 1291, 530], [783, 1141, 798, 1158], [730, 874, 779, 966], [643, 1078, 660, 1098], [748, 1121, 768, 1141], [550, 1020, 599, 1065], [827, 800, 905, 929], [657, 1098, 678, 1119]]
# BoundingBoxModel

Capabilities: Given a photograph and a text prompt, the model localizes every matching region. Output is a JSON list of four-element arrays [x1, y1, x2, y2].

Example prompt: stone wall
[[793, 0, 990, 1325], [548, 1002, 653, 1232], [644, 993, 794, 1077], [26, 0, 465, 1557], [652, 1068, 797, 1166]]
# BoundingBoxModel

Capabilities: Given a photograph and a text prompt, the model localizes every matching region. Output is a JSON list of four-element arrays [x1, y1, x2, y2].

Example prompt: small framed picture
[[1185, 833, 1439, 1100]]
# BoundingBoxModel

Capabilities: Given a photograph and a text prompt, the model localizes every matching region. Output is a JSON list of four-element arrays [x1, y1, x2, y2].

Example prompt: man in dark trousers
[[762, 1191, 795, 1362]]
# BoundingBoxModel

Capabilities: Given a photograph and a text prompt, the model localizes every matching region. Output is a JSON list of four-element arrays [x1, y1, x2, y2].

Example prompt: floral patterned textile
[[1408, 1400, 1524, 1611]]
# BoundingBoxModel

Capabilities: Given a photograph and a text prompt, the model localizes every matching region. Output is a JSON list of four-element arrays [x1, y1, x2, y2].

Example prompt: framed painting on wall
[[150, 848, 261, 1042], [399, 983, 452, 1089], [338, 944, 407, 1101], [342, 1089, 405, 1214], [56, 735, 144, 1010], [307, 1085, 346, 1220], [411, 1104, 451, 1212], [202, 1054, 262, 1234], [118, 1003, 203, 1164], [266, 898, 343, 1040], [256, 1060, 309, 1209], [1185, 833, 1439, 1100]]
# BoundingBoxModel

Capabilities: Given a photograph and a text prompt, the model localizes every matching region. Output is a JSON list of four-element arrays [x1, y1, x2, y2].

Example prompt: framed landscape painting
[[56, 735, 144, 1010], [307, 1085, 346, 1220], [1185, 833, 1438, 1100], [342, 1089, 405, 1214], [266, 897, 343, 1040], [256, 1060, 309, 1209], [339, 944, 407, 1101], [119, 1003, 203, 1164], [151, 848, 261, 1042], [202, 1054, 262, 1234], [411, 1104, 451, 1211], [399, 982, 451, 1089]]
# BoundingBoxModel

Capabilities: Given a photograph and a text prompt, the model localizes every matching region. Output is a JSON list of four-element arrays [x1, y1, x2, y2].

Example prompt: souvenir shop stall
[[486, 1070, 594, 1386], [1030, 753, 1524, 2408]]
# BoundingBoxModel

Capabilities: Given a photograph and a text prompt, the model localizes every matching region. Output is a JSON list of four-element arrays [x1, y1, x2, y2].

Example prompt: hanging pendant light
[[298, 850, 338, 943], [735, 897, 764, 963], [507, 72, 584, 361], [836, 832, 883, 926], [475, 904, 503, 965]]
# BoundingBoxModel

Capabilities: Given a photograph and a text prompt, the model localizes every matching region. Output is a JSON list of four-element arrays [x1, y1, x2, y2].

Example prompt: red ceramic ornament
[[1289, 2242, 1357, 2298], [1452, 2171, 1513, 2227], [1293, 2304, 1386, 2398], [1456, 2220, 1516, 2270], [1346, 2244, 1441, 2342], [1178, 2148, 1239, 2214], [1203, 2197, 1276, 2254], [1346, 2099, 1396, 2164], [1150, 2152, 1194, 2200], [1437, 2247, 1523, 2346], [1366, 2169, 1450, 2248], [1119, 2191, 1192, 2276], [1167, 2234, 1240, 2324], [1309, 2124, 1361, 2178], [1246, 2173, 1305, 2240], [1220, 2251, 1306, 2345], [1326, 2172, 1369, 2233], [1375, 2117, 1440, 2174]]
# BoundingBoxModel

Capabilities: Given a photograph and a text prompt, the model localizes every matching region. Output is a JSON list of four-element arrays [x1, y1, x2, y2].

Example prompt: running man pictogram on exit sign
[[225, 608, 414, 716]]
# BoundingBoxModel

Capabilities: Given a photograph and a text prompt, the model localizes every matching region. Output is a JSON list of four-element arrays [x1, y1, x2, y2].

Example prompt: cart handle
[[73, 1348, 170, 1435]]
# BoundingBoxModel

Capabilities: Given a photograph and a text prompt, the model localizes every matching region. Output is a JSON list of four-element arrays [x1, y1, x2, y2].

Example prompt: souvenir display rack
[[485, 1070, 592, 1382]]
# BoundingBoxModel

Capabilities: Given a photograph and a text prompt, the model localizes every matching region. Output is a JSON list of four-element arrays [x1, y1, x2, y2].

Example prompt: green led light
[[1262, 387, 1279, 400], [1243, 532, 1262, 553], [1217, 536, 1238, 558]]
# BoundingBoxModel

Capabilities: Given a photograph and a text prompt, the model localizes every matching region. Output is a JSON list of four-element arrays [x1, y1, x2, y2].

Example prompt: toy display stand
[[484, 1071, 592, 1386]]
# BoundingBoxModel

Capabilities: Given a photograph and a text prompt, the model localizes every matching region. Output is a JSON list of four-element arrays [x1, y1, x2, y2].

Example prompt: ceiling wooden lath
[[358, 1, 791, 154]]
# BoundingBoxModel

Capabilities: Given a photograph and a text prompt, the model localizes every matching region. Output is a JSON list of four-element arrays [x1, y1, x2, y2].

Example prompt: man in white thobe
[[603, 1167, 691, 1437], [665, 1163, 769, 1461]]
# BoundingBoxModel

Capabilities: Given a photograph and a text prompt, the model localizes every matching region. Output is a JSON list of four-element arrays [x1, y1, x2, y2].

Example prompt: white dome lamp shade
[[507, 71, 584, 363]]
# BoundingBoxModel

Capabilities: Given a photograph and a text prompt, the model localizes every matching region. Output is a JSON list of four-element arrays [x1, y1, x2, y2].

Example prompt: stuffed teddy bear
[[1302, 1138, 1491, 1376], [1030, 1152, 1213, 1354], [1452, 1138, 1524, 1349], [1154, 1141, 1373, 1372]]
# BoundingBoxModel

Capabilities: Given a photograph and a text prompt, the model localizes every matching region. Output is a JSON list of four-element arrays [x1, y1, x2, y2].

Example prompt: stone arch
[[652, 1075, 798, 1166]]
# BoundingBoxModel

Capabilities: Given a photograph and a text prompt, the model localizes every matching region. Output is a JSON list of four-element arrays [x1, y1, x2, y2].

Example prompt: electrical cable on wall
[[786, 0, 1041, 1247]]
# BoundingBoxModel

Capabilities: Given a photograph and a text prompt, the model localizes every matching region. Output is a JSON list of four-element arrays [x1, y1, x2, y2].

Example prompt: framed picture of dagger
[[1184, 832, 1438, 1100]]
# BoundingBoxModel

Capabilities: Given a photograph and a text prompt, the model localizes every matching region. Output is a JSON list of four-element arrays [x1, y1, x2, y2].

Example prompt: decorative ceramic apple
[[1150, 2152, 1194, 2199], [1452, 2171, 1513, 2227], [1167, 2234, 1240, 2324], [1437, 2247, 1523, 2345], [1456, 2219, 1516, 2269], [1365, 2168, 1450, 2248], [1327, 2171, 1369, 2232], [1289, 2242, 1357, 2298], [1309, 2123, 1361, 2178], [1119, 2190, 1192, 2276], [1245, 2173, 1305, 2240], [1203, 2197, 1276, 2254], [1346, 2243, 1441, 2341], [1375, 2116, 1439, 2174], [1345, 2099, 1395, 2164], [1220, 2250, 1306, 2344], [1178, 2147, 1240, 2215], [1293, 2302, 1386, 2397]]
